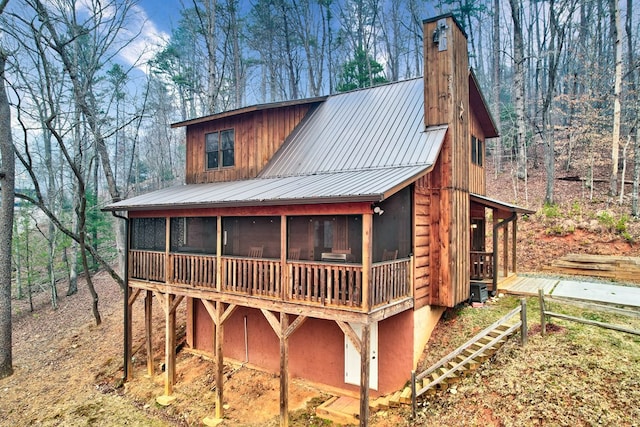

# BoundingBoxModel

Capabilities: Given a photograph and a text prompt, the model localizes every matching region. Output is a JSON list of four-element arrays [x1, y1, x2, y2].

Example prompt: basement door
[[344, 322, 378, 390]]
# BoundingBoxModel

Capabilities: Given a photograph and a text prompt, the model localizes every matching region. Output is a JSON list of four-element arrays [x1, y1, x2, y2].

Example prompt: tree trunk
[[629, 0, 639, 216], [509, 0, 527, 187], [0, 50, 15, 379], [609, 0, 622, 196], [492, 0, 502, 174]]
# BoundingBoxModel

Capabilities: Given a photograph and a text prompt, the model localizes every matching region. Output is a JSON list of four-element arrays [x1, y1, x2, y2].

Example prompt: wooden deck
[[499, 275, 558, 296]]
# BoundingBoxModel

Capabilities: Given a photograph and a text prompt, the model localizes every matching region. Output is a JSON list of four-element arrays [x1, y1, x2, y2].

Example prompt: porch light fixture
[[373, 206, 384, 216]]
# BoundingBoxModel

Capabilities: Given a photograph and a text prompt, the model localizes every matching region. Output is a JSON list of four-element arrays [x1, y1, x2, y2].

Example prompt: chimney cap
[[423, 13, 468, 40]]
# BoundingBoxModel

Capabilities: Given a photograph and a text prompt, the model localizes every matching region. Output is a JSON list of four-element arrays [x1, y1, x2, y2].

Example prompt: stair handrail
[[415, 304, 521, 383], [411, 300, 526, 418]]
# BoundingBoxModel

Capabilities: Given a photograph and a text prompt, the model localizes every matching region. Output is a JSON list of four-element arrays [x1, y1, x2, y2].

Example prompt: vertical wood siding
[[424, 16, 471, 307], [185, 104, 312, 184], [469, 107, 487, 195]]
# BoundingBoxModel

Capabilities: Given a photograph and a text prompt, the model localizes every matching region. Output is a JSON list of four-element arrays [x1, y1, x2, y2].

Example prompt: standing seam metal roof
[[105, 79, 447, 211]]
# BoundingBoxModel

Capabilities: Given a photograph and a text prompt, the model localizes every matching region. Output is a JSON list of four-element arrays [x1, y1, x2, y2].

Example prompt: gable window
[[471, 135, 484, 166], [206, 129, 235, 169]]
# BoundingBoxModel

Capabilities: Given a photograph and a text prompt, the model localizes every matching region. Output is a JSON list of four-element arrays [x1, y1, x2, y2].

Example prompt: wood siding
[[413, 179, 431, 309], [469, 107, 487, 195], [185, 104, 313, 184], [424, 16, 471, 307]]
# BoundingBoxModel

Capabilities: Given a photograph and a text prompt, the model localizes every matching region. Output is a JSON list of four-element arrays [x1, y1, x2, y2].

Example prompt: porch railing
[[170, 253, 216, 288], [129, 250, 165, 282], [371, 258, 411, 307], [289, 261, 362, 307], [128, 250, 412, 310], [470, 251, 494, 280], [221, 256, 281, 298]]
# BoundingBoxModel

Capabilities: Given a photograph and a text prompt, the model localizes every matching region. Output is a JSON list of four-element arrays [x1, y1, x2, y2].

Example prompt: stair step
[[388, 390, 403, 407], [399, 387, 412, 404]]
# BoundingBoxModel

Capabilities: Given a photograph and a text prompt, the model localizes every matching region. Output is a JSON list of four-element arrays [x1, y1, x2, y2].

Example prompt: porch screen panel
[[372, 186, 411, 262], [287, 215, 362, 263], [130, 218, 165, 251], [222, 216, 280, 258], [170, 217, 216, 254]]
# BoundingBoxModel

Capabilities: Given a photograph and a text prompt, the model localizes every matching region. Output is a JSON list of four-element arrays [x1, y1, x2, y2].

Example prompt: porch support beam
[[260, 309, 307, 427], [336, 320, 362, 354], [125, 285, 133, 381], [503, 221, 508, 277], [512, 217, 518, 273], [201, 300, 237, 421], [359, 323, 371, 427], [164, 293, 176, 396], [216, 216, 222, 292], [145, 290, 154, 377], [362, 213, 372, 311], [281, 215, 287, 300]]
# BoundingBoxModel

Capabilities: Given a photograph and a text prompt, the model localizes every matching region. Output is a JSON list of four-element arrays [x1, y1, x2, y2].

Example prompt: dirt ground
[[2, 162, 640, 426]]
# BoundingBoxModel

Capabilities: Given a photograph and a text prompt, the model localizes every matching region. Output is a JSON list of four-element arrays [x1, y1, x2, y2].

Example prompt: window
[[206, 129, 235, 169], [471, 135, 484, 166]]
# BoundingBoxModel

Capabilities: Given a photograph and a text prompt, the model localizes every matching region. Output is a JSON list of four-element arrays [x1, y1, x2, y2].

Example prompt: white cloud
[[118, 5, 171, 72]]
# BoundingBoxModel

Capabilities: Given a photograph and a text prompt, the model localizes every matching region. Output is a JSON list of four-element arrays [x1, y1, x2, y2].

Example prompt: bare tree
[[609, 0, 622, 196], [509, 0, 527, 196], [0, 0, 14, 380]]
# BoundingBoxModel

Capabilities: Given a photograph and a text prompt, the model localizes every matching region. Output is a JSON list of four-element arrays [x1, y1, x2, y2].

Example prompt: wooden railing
[[128, 251, 412, 311], [129, 250, 166, 282], [470, 251, 494, 280], [170, 253, 216, 288], [221, 256, 281, 298], [289, 261, 362, 307], [371, 258, 411, 307]]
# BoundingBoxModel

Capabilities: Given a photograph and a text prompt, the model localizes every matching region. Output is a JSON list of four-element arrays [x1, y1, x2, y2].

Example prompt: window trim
[[471, 135, 484, 167]]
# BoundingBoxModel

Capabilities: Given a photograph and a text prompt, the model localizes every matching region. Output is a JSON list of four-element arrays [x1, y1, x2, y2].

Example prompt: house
[[105, 14, 533, 426]]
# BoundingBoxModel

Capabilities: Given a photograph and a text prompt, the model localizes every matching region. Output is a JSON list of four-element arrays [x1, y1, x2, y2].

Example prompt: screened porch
[[127, 191, 413, 312]]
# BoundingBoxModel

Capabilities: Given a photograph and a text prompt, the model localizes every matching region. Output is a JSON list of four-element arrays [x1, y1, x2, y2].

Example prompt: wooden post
[[410, 370, 417, 418], [280, 312, 289, 427], [362, 213, 373, 311], [215, 302, 224, 419], [520, 298, 527, 346], [165, 217, 172, 282], [216, 216, 222, 292], [125, 285, 133, 381], [512, 217, 518, 273], [165, 293, 176, 396], [539, 289, 546, 336], [502, 221, 508, 278], [359, 323, 371, 427], [281, 215, 287, 300], [145, 290, 154, 377]]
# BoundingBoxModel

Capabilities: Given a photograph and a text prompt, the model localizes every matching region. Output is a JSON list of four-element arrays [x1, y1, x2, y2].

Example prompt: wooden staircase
[[315, 302, 527, 424]]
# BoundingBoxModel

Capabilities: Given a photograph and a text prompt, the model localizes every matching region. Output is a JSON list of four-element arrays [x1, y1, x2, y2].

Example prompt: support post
[[520, 298, 527, 346], [145, 290, 154, 376], [502, 221, 508, 277], [359, 323, 370, 427], [411, 370, 417, 418], [362, 213, 373, 311], [539, 289, 546, 336], [216, 216, 222, 292], [164, 293, 176, 396], [280, 312, 289, 427], [125, 284, 133, 381], [215, 302, 224, 419], [512, 217, 518, 273], [281, 215, 287, 300]]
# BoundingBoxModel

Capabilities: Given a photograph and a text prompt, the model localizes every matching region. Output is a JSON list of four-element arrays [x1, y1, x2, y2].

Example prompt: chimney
[[423, 14, 469, 130]]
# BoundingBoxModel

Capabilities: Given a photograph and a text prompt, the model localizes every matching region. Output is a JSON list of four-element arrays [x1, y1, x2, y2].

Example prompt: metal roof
[[106, 79, 447, 211], [260, 78, 437, 177], [470, 194, 535, 215], [105, 165, 435, 211]]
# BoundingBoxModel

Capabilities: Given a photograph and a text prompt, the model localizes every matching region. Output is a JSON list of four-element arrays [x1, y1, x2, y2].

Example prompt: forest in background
[[0, 0, 639, 377]]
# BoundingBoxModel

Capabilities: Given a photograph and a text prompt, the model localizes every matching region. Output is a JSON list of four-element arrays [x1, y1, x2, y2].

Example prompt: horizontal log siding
[[413, 177, 431, 309], [185, 104, 311, 184]]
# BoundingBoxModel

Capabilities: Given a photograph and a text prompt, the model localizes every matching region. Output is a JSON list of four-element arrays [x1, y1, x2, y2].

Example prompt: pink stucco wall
[[191, 301, 414, 395]]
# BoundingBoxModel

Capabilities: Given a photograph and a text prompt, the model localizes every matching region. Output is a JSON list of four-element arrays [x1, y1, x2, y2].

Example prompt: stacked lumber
[[543, 254, 640, 283]]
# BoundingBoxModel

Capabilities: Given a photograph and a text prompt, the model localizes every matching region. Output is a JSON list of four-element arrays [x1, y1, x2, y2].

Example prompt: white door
[[344, 322, 378, 390]]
